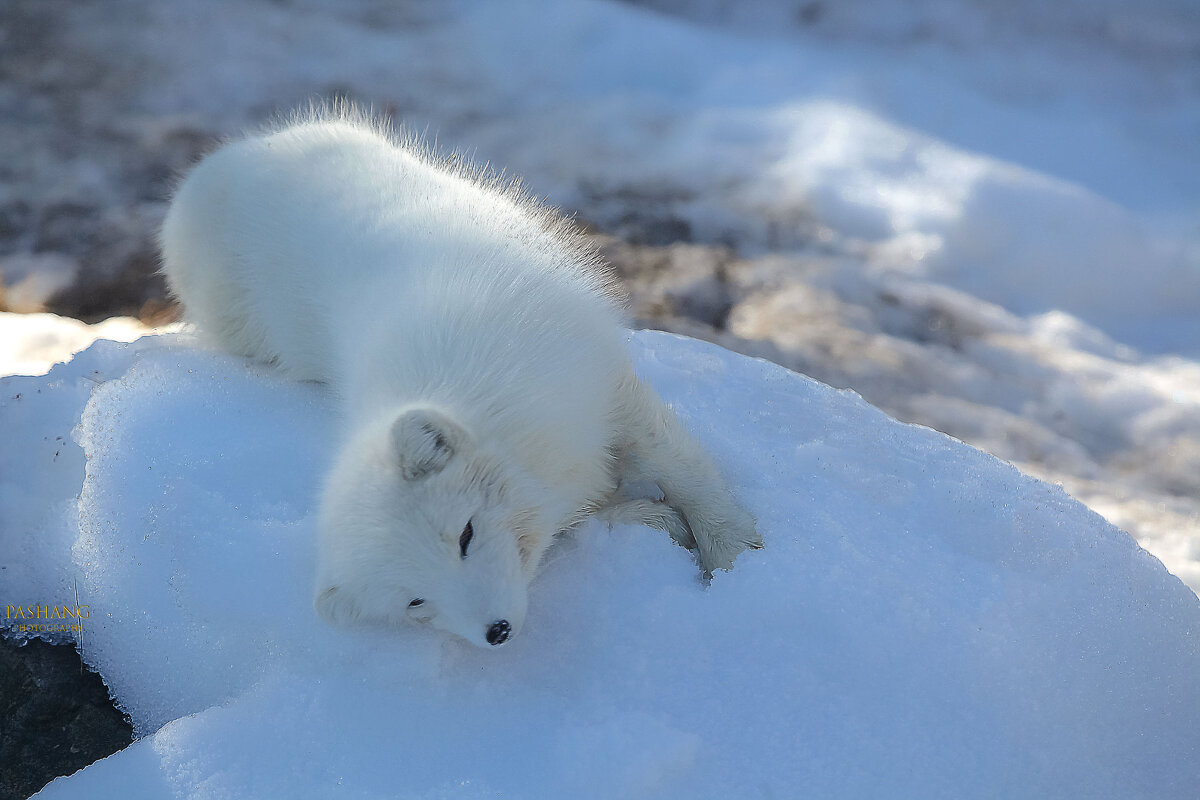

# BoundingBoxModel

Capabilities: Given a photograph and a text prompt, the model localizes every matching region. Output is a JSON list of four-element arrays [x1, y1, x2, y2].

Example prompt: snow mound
[[8, 332, 1199, 798]]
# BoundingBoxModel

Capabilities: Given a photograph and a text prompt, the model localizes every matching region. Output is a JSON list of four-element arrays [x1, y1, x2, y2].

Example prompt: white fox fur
[[160, 107, 759, 648]]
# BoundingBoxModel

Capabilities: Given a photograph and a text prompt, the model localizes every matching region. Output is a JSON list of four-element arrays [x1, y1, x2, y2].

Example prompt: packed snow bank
[[5, 332, 1197, 798]]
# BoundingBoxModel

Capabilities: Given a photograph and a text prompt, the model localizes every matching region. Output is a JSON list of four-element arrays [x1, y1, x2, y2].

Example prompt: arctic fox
[[160, 108, 760, 648]]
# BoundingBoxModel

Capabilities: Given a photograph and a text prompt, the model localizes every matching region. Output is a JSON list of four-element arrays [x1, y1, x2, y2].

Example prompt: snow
[[5, 1, 1200, 792], [4, 331, 1199, 798], [0, 312, 170, 378], [717, 269, 1200, 593]]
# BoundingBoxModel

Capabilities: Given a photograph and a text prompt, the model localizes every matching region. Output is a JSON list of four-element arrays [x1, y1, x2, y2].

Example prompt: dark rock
[[0, 635, 132, 800]]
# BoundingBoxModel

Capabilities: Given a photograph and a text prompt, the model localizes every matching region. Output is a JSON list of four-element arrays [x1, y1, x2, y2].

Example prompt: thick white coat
[[161, 111, 758, 647]]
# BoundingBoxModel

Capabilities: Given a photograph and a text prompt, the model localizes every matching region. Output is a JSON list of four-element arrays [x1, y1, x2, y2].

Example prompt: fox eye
[[459, 520, 474, 559], [408, 598, 425, 608]]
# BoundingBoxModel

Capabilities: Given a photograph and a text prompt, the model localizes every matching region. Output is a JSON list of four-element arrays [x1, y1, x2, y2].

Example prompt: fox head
[[314, 407, 548, 647]]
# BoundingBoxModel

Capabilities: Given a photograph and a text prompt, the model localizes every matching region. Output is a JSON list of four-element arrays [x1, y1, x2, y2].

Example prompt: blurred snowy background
[[2, 0, 1199, 593]]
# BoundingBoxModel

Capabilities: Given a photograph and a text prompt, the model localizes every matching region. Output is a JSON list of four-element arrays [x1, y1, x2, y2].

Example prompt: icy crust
[[12, 332, 1200, 798]]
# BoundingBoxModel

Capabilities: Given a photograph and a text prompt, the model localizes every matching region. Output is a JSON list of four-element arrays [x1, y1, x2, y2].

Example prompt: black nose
[[486, 619, 511, 646]]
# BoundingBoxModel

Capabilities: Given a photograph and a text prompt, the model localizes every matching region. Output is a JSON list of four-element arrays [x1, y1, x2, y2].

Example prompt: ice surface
[[3, 332, 1196, 798]]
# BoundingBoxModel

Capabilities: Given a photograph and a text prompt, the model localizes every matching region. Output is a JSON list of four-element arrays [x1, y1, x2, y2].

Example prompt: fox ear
[[391, 408, 467, 481]]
